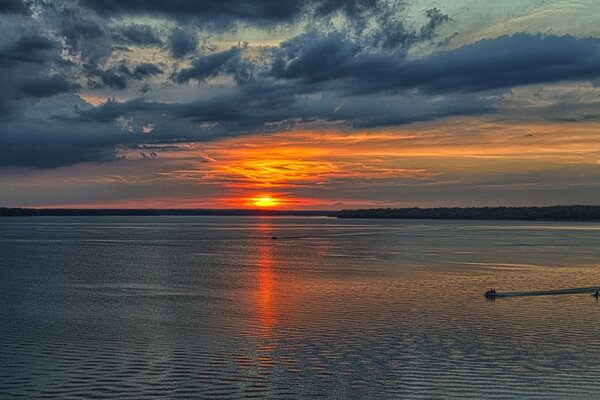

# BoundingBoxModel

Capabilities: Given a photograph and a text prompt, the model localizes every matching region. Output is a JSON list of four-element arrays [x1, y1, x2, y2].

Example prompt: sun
[[252, 196, 279, 207]]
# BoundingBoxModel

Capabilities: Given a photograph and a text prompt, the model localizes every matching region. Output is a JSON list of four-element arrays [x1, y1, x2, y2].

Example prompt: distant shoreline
[[335, 206, 600, 221], [2, 205, 600, 221], [0, 208, 334, 217]]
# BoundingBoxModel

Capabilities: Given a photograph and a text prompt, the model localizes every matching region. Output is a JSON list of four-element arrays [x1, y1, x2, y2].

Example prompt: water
[[2, 216, 600, 399]]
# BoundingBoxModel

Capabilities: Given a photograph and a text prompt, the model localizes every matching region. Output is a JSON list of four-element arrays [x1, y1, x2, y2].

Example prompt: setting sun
[[252, 196, 279, 207]]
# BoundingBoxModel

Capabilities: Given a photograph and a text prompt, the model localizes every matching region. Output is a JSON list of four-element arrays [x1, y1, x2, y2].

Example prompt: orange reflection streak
[[257, 221, 276, 337]]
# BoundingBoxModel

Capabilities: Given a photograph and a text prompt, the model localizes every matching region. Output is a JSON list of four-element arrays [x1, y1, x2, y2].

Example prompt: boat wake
[[486, 286, 600, 298]]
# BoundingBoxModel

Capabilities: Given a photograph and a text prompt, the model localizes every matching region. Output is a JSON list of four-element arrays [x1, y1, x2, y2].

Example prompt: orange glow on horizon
[[64, 117, 600, 210]]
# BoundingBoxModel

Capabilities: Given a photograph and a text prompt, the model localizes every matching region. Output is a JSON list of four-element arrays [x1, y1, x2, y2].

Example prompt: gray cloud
[[169, 28, 198, 59], [2, 0, 600, 171], [270, 32, 360, 83], [0, 29, 77, 117], [172, 47, 241, 83], [5, 32, 600, 168], [20, 76, 80, 98], [86, 62, 163, 90], [79, 0, 376, 24], [268, 33, 600, 95], [60, 7, 111, 64], [0, 137, 118, 168], [0, 35, 57, 66], [112, 24, 163, 47], [0, 0, 29, 14], [420, 8, 450, 40], [393, 34, 600, 93], [98, 70, 127, 90], [130, 63, 163, 80]]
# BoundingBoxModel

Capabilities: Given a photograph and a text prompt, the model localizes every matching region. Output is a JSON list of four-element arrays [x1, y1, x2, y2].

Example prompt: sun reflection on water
[[257, 221, 276, 338]]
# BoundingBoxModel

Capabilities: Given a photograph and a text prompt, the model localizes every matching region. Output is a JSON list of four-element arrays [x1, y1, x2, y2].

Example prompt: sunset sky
[[1, 0, 600, 209]]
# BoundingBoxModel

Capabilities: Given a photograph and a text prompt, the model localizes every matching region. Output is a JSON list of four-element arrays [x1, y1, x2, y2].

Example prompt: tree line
[[335, 206, 600, 221]]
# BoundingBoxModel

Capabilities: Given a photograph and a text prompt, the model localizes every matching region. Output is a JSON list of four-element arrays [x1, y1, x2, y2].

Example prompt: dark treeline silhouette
[[3, 206, 600, 221], [0, 208, 334, 217], [335, 206, 600, 221]]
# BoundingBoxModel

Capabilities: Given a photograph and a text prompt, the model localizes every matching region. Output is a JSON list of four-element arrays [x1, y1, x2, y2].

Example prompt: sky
[[1, 0, 600, 209]]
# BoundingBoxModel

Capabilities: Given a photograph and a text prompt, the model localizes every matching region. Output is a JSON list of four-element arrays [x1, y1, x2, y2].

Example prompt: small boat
[[486, 286, 600, 299]]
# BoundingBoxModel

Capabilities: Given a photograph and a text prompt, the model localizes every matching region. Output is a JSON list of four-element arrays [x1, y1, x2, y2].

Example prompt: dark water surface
[[2, 216, 600, 399]]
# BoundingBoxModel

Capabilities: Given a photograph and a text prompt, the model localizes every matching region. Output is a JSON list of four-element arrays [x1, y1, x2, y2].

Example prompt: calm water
[[2, 216, 600, 399]]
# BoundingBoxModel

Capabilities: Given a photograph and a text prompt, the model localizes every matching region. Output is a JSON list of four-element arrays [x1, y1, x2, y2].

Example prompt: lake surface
[[2, 216, 600, 399]]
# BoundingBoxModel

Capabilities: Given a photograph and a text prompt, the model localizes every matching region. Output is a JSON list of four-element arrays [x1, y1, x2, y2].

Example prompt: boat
[[485, 286, 600, 299]]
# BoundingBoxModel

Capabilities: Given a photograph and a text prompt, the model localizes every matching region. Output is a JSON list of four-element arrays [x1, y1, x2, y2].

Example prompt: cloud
[[20, 75, 80, 98], [2, 0, 600, 172], [86, 62, 163, 90], [60, 7, 111, 64], [172, 47, 241, 83], [0, 35, 57, 66], [0, 119, 122, 169], [0, 29, 77, 116], [7, 33, 600, 168], [0, 0, 29, 15], [169, 28, 198, 58], [79, 0, 374, 24], [395, 34, 600, 93], [268, 33, 600, 96], [112, 24, 163, 47], [0, 81, 488, 169], [130, 63, 163, 80], [420, 8, 450, 40], [270, 32, 360, 83]]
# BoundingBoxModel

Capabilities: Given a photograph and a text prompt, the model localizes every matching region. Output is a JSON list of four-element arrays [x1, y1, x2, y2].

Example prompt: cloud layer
[[1, 0, 600, 173]]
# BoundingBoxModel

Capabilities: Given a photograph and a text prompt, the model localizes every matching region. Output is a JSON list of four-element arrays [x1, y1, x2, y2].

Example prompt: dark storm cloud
[[0, 0, 29, 14], [391, 34, 600, 93], [312, 0, 378, 16], [0, 121, 122, 168], [3, 0, 600, 171], [169, 28, 198, 59], [57, 7, 115, 85], [268, 33, 600, 95], [172, 83, 492, 129], [60, 9, 107, 50], [72, 79, 491, 138], [130, 63, 163, 80], [81, 0, 297, 20], [71, 98, 165, 123], [0, 138, 117, 168], [20, 76, 80, 98], [172, 47, 241, 83], [0, 35, 57, 66], [98, 70, 127, 90], [70, 33, 600, 136], [89, 62, 163, 90], [79, 0, 367, 23], [112, 24, 163, 47], [0, 82, 482, 168], [270, 32, 361, 83], [0, 30, 77, 117]]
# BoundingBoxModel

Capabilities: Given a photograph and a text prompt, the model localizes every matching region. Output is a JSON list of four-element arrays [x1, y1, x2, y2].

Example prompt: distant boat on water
[[486, 286, 600, 299]]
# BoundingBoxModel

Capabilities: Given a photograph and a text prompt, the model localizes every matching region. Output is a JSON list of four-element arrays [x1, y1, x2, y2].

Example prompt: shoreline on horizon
[[2, 205, 600, 221]]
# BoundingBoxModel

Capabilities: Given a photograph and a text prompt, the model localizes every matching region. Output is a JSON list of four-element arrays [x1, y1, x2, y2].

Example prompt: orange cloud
[[106, 118, 600, 208]]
